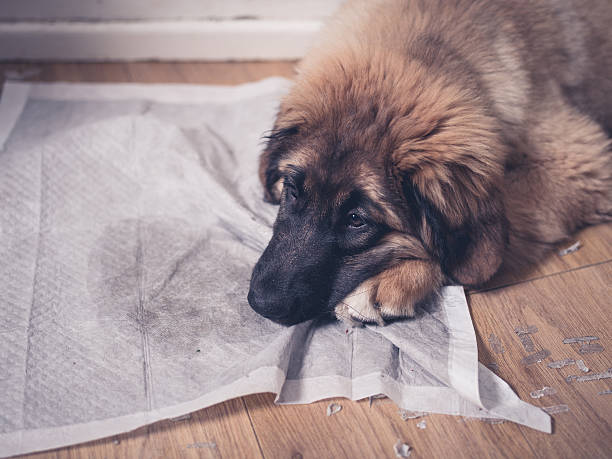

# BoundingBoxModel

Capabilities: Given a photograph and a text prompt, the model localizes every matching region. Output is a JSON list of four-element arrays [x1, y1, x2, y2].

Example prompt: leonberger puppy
[[248, 0, 612, 325]]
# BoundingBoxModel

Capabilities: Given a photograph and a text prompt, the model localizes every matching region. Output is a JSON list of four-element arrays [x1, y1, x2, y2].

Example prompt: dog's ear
[[259, 122, 300, 204], [394, 144, 507, 286], [402, 177, 507, 286]]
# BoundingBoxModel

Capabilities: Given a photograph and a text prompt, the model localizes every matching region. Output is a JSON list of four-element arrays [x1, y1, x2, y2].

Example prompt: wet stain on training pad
[[88, 218, 279, 359]]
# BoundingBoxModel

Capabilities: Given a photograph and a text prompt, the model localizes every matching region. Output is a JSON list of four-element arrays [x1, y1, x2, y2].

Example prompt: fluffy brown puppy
[[248, 0, 612, 326]]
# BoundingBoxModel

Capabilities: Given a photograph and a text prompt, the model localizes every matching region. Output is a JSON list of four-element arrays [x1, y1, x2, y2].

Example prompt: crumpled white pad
[[0, 79, 550, 457]]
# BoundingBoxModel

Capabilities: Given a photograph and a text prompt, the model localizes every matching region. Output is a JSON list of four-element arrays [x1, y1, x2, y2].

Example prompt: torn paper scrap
[[515, 326, 538, 335], [579, 342, 604, 354], [548, 358, 575, 369], [566, 368, 612, 383], [558, 241, 582, 256], [399, 410, 427, 420], [394, 440, 412, 457], [575, 360, 589, 373], [186, 442, 217, 449], [416, 420, 427, 429], [518, 334, 536, 352], [488, 333, 505, 354], [530, 387, 557, 399], [515, 326, 537, 352], [563, 336, 599, 344], [326, 403, 342, 416], [521, 350, 551, 366], [542, 405, 569, 414], [547, 357, 589, 373]]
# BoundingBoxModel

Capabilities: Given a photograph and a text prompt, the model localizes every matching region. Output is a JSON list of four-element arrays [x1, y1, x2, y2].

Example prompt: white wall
[[0, 0, 343, 61], [0, 0, 341, 20]]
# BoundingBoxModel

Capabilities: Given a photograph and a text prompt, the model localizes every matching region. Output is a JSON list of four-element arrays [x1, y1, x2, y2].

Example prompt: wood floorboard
[[2, 61, 609, 458]]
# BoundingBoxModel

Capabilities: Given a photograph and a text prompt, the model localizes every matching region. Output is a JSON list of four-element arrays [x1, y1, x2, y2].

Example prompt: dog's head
[[248, 55, 507, 325]]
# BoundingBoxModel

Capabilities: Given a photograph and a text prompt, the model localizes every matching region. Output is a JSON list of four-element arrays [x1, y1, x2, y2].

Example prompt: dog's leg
[[503, 97, 612, 267], [335, 259, 443, 325]]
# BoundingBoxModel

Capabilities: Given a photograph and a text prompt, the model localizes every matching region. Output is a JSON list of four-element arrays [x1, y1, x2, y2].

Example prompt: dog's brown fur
[[254, 0, 612, 324]]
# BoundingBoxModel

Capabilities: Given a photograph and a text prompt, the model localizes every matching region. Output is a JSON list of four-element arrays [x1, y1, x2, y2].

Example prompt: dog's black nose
[[247, 287, 301, 325]]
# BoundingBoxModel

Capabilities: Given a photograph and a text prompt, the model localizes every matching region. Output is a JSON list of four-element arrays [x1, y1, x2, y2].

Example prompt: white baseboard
[[0, 20, 323, 61]]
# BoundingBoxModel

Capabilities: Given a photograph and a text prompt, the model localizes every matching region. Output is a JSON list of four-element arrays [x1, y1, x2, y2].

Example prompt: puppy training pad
[[0, 79, 550, 457]]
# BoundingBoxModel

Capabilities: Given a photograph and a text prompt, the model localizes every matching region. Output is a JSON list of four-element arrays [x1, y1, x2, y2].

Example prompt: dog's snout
[[247, 285, 305, 325], [248, 285, 281, 319], [248, 217, 337, 325]]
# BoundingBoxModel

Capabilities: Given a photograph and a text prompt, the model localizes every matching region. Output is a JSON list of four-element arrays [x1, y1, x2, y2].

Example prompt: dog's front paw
[[334, 260, 442, 325]]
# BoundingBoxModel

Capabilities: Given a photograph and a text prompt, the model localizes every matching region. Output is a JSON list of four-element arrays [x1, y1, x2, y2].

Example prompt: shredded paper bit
[[542, 405, 569, 415], [566, 368, 612, 384], [575, 360, 589, 373], [514, 326, 538, 335], [579, 342, 604, 354], [326, 403, 342, 416], [548, 358, 575, 369], [393, 440, 412, 458], [399, 410, 428, 421], [515, 326, 537, 352], [530, 387, 557, 399], [186, 442, 217, 449], [489, 333, 504, 354], [488, 333, 505, 354], [562, 336, 599, 344], [558, 241, 582, 256], [521, 350, 551, 366], [518, 335, 536, 352]]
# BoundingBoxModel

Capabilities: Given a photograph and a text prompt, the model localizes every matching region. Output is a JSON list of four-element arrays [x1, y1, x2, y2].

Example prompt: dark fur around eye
[[284, 181, 298, 200]]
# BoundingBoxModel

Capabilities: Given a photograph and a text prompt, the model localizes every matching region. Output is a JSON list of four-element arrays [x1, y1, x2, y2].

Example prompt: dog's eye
[[347, 212, 365, 228]]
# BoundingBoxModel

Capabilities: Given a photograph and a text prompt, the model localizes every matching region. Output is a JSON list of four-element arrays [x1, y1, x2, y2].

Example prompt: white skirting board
[[0, 20, 323, 61]]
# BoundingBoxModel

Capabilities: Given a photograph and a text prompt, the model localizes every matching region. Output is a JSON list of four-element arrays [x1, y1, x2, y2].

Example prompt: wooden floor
[[1, 62, 610, 459]]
